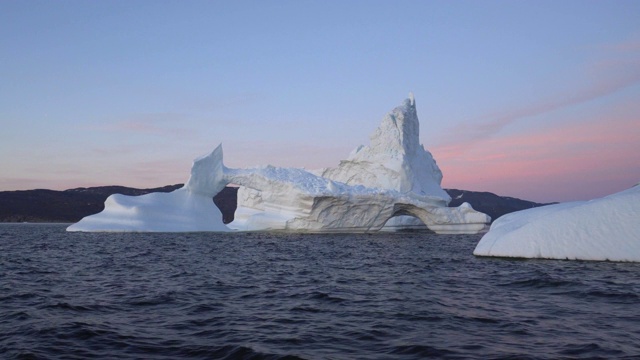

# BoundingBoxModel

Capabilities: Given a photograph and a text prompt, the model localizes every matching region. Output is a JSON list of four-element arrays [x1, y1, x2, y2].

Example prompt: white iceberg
[[229, 94, 488, 233], [473, 184, 640, 262], [67, 146, 230, 232], [68, 94, 491, 233]]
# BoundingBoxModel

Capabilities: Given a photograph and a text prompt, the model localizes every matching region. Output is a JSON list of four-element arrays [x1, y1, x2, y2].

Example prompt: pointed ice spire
[[184, 144, 228, 196], [321, 94, 449, 203]]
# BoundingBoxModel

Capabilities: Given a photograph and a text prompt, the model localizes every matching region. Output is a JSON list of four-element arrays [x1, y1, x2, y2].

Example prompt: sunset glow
[[1, 1, 639, 203]]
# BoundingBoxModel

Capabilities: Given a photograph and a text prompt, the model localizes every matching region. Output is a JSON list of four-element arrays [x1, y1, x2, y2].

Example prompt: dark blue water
[[1, 224, 639, 359]]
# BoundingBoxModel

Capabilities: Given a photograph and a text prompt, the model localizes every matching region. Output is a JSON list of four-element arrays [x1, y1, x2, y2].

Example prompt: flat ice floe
[[473, 184, 640, 262]]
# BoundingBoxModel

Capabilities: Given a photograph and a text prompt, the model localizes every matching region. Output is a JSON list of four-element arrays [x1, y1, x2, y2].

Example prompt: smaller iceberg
[[473, 184, 640, 262], [67, 146, 230, 232]]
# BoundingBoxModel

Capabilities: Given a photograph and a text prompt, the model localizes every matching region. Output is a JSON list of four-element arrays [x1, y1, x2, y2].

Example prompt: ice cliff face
[[67, 95, 491, 234], [321, 94, 450, 205]]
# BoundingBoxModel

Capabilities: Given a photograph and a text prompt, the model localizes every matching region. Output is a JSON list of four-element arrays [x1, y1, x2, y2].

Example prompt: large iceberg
[[473, 184, 640, 262], [229, 94, 487, 233], [68, 95, 491, 233]]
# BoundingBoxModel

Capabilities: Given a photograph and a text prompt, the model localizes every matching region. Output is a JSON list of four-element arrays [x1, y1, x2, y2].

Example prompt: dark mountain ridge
[[445, 189, 554, 222], [0, 185, 549, 224]]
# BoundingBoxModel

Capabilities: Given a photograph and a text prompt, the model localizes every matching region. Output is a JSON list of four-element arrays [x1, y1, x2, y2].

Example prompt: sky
[[1, 0, 639, 203]]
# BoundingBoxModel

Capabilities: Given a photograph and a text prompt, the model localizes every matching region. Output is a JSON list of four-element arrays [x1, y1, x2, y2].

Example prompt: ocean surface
[[1, 224, 639, 359]]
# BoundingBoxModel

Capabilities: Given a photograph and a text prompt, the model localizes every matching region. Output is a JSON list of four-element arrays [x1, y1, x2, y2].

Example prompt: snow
[[473, 184, 640, 262], [67, 95, 491, 234]]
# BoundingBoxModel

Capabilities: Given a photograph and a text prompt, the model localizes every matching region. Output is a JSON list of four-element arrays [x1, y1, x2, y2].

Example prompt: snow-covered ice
[[67, 95, 491, 233], [473, 184, 640, 262]]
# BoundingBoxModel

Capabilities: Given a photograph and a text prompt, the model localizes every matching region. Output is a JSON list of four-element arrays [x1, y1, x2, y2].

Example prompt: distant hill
[[445, 189, 554, 222], [0, 185, 547, 224], [0, 185, 237, 224]]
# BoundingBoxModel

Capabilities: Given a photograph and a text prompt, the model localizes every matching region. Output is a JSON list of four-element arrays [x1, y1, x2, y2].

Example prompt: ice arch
[[221, 147, 489, 233], [381, 215, 426, 232], [67, 95, 491, 233]]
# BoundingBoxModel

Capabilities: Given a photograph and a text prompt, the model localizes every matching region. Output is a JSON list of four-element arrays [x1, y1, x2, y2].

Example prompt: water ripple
[[1, 224, 640, 359]]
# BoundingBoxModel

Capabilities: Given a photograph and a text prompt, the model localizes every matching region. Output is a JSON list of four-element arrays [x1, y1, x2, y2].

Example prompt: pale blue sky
[[1, 0, 639, 202]]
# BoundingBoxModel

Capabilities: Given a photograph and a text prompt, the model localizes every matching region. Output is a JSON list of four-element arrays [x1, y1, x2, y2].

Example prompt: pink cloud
[[429, 36, 640, 203], [93, 112, 196, 140], [434, 111, 640, 202], [435, 36, 640, 153]]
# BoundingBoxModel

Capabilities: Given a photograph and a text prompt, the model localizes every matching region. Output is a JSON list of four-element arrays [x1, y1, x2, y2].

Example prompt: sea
[[1, 223, 639, 359]]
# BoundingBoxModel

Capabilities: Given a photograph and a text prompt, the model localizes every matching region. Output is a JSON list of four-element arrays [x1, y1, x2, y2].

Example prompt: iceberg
[[68, 95, 491, 233], [229, 94, 488, 233], [473, 184, 640, 262], [67, 146, 230, 232]]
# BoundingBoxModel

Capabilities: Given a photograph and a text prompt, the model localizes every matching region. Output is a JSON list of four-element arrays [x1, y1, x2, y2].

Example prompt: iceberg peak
[[322, 95, 449, 202], [184, 144, 226, 197]]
